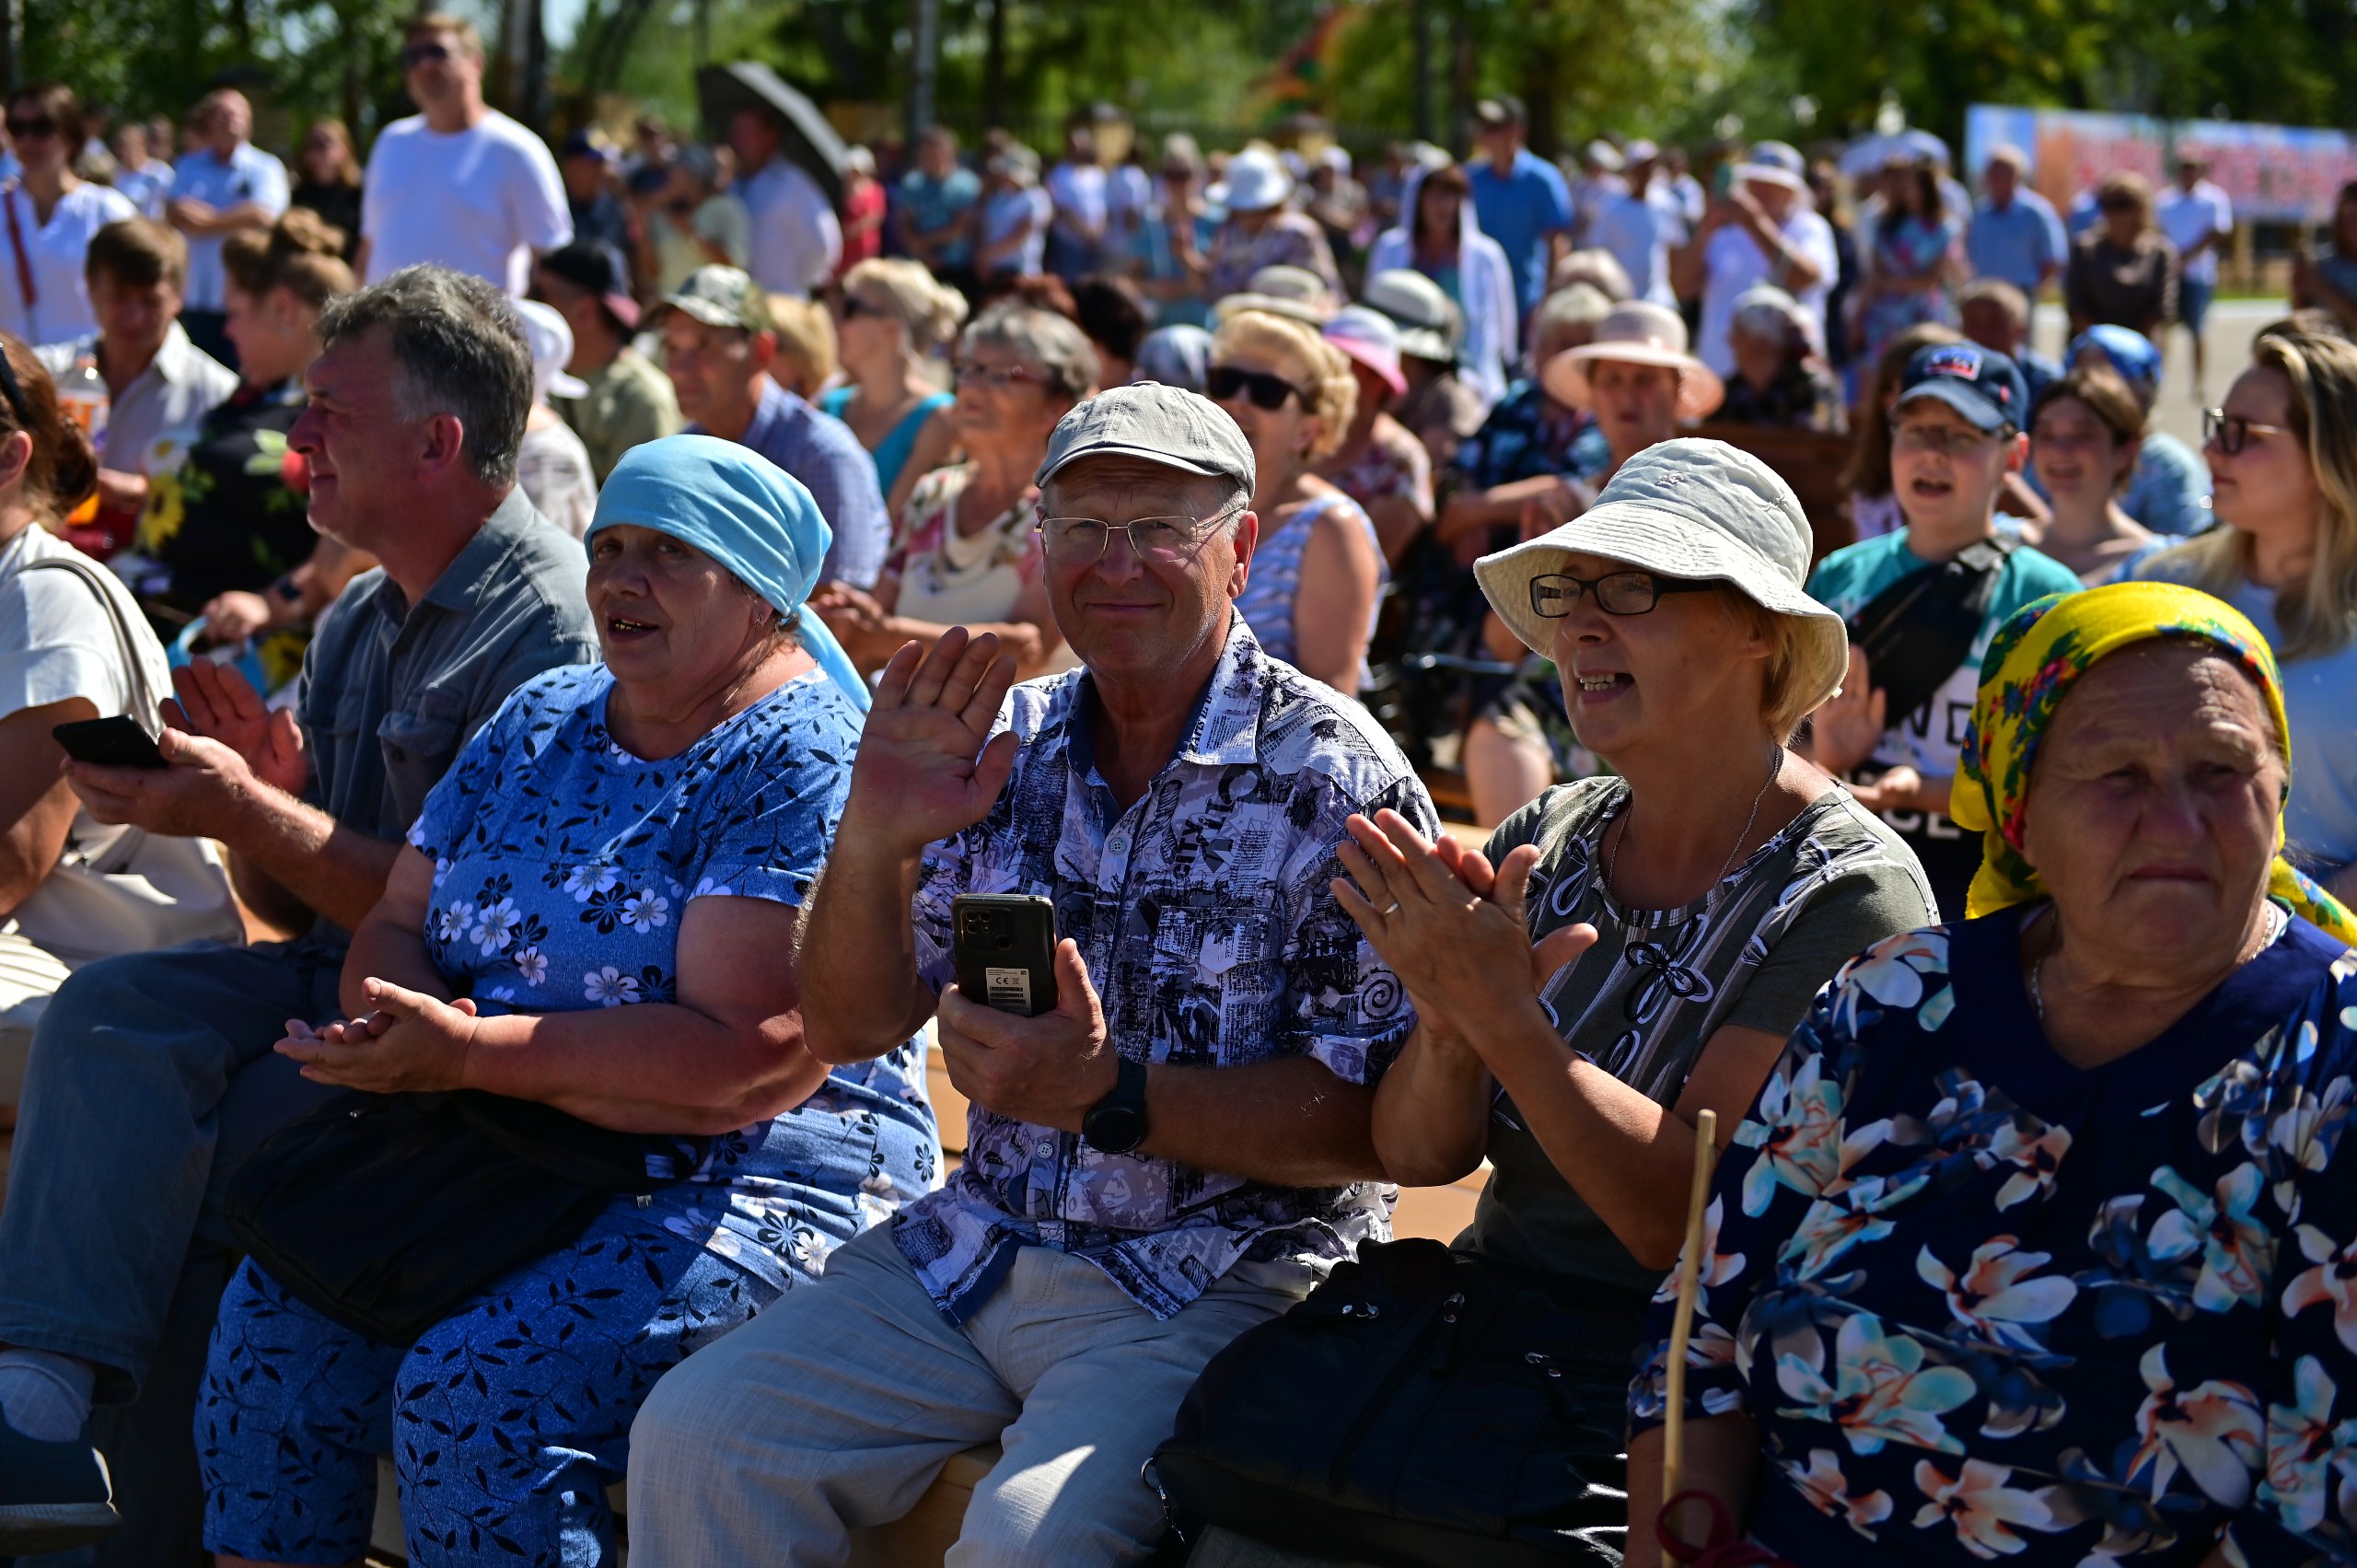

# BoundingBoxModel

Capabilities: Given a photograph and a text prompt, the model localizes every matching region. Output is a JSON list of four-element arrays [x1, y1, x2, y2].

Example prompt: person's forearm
[[1136, 1055, 1384, 1186], [869, 614, 1051, 677], [460, 1005, 828, 1134], [1370, 1022, 1493, 1185], [225, 784, 402, 932], [1624, 1419, 1761, 1568], [340, 908, 455, 1018], [801, 835, 935, 1064], [1437, 487, 1522, 543]]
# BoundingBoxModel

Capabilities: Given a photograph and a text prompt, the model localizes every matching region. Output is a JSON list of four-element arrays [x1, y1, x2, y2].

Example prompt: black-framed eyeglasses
[[840, 296, 878, 319], [1037, 504, 1243, 566], [5, 117, 54, 140], [2202, 407, 2293, 456], [400, 41, 453, 68], [1527, 569, 1716, 619], [1207, 366, 1308, 411]]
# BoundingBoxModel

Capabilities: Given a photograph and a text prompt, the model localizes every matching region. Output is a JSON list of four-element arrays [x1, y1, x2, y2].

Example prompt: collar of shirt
[[1064, 612, 1260, 789], [415, 487, 551, 614]]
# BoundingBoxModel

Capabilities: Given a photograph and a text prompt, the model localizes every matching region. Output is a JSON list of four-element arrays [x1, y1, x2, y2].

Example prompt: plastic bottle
[[56, 354, 110, 447]]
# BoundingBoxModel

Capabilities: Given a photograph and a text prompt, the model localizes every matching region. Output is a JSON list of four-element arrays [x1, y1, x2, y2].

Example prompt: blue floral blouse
[[408, 663, 939, 1293], [1632, 908, 2357, 1566]]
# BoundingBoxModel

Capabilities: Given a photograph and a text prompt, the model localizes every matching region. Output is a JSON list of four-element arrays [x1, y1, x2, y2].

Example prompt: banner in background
[[1965, 103, 2357, 224]]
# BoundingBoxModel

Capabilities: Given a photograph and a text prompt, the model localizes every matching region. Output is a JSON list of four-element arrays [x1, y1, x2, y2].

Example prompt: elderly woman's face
[[1544, 549, 1771, 761], [586, 523, 774, 691], [949, 337, 1064, 453], [1211, 349, 1319, 476], [1039, 456, 1245, 686], [2020, 643, 2283, 955], [1588, 359, 1680, 460], [1729, 322, 1787, 390]]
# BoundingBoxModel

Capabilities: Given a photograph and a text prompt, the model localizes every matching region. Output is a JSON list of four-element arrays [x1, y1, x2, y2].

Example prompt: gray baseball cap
[[1034, 382, 1256, 495]]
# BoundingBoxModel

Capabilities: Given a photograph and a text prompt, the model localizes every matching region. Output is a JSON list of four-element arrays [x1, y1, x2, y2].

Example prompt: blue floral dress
[[1632, 907, 2357, 1566], [198, 664, 937, 1568]]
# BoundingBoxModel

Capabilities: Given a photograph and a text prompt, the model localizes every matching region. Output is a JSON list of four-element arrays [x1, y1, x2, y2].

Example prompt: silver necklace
[[1606, 745, 1783, 904]]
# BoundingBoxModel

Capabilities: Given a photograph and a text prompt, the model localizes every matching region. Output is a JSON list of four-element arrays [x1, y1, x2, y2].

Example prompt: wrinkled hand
[[169, 658, 307, 796], [71, 726, 271, 839], [274, 980, 480, 1093], [1808, 646, 1886, 775], [1332, 810, 1597, 1052], [936, 940, 1116, 1132], [845, 628, 1017, 856], [201, 591, 274, 644]]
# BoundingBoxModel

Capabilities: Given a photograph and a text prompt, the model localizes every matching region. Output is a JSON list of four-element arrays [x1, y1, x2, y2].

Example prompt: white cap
[[1224, 148, 1293, 213], [515, 299, 588, 401]]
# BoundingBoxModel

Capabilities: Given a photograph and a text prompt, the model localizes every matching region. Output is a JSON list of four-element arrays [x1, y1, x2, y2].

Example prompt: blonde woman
[[822, 258, 966, 518], [1213, 308, 1384, 690], [765, 295, 838, 402], [2135, 329, 2357, 894]]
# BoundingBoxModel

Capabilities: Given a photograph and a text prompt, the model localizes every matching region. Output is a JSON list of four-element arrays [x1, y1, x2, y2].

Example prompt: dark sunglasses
[[2201, 407, 2294, 456], [839, 296, 878, 319], [1207, 366, 1307, 411], [6, 117, 55, 140], [400, 41, 453, 68], [1527, 569, 1716, 620]]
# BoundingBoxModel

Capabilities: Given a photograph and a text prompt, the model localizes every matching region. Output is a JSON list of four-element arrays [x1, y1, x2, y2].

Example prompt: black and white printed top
[[1465, 776, 1936, 1340]]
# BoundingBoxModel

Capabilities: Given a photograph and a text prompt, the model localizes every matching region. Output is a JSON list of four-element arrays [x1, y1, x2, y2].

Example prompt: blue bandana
[[585, 434, 870, 710]]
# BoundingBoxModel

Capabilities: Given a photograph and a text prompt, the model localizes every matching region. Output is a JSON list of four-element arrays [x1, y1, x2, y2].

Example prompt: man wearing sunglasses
[[631, 383, 1437, 1566], [166, 89, 287, 369], [355, 13, 571, 296]]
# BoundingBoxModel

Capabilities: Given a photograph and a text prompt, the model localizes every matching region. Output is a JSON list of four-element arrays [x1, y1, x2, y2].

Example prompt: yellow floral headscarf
[[1953, 580, 2357, 946]]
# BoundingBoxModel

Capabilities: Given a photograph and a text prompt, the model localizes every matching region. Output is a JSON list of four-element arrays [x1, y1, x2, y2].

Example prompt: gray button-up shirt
[[298, 489, 598, 939]]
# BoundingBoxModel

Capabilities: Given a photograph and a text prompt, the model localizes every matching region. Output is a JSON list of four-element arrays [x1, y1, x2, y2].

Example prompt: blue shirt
[[1965, 192, 2066, 296], [898, 168, 981, 268], [172, 141, 291, 309], [1468, 150, 1573, 315], [896, 621, 1434, 1320], [698, 378, 891, 589], [411, 663, 938, 1291]]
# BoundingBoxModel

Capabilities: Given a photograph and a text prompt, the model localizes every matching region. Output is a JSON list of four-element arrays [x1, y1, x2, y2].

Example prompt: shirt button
[[1107, 834, 1129, 855], [1036, 1141, 1053, 1157]]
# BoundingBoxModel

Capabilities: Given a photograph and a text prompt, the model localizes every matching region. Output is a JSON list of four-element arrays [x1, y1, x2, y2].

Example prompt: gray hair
[[1536, 284, 1614, 339], [960, 304, 1099, 403], [315, 264, 532, 488]]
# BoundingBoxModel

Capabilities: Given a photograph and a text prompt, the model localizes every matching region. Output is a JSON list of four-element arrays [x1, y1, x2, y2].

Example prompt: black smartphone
[[950, 893, 1060, 1017], [52, 714, 167, 769]]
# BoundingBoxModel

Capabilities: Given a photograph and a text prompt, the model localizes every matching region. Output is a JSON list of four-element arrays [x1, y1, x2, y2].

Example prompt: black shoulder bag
[[1846, 533, 2017, 723], [1149, 1238, 1631, 1567], [226, 1088, 711, 1344]]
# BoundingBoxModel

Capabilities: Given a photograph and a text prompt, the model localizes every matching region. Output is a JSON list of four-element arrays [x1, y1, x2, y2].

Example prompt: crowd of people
[[0, 27, 2351, 1568]]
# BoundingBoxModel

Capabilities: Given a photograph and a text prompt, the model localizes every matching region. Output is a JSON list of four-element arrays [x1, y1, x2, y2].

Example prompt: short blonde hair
[[843, 257, 969, 351], [1209, 308, 1357, 461], [767, 295, 839, 400], [1727, 595, 1817, 741]]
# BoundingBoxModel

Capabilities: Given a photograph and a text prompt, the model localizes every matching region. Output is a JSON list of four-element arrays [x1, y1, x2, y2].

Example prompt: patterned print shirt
[[894, 621, 1436, 1320], [1632, 910, 2357, 1567]]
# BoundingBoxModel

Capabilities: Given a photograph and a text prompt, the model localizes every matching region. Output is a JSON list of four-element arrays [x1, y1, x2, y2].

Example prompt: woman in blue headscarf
[[194, 436, 937, 1568]]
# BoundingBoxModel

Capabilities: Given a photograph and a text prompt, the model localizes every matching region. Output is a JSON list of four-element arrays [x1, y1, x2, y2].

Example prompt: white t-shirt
[[0, 523, 168, 725], [172, 143, 290, 310], [1698, 207, 1839, 376], [1046, 160, 1108, 243], [737, 158, 841, 298], [2156, 180, 2234, 285], [517, 417, 598, 540], [0, 182, 138, 349], [362, 111, 571, 295]]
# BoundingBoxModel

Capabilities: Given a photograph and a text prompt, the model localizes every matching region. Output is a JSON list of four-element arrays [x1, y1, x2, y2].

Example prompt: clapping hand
[[274, 980, 480, 1094], [845, 628, 1018, 856], [1808, 646, 1886, 777], [170, 657, 308, 796]]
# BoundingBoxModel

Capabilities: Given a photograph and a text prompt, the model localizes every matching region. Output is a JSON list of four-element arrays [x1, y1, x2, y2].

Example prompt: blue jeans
[[2179, 276, 2216, 332], [0, 938, 344, 1568]]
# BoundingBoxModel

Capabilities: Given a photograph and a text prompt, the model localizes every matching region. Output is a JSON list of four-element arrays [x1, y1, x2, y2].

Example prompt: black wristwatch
[[1081, 1056, 1150, 1155]]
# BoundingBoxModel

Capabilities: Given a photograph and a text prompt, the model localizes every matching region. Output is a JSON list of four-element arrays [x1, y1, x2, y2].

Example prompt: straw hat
[[1540, 301, 1724, 422]]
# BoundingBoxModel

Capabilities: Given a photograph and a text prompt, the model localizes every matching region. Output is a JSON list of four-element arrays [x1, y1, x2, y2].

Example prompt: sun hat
[[515, 299, 589, 401], [650, 265, 775, 335], [1361, 268, 1457, 362], [1223, 148, 1293, 214], [1732, 139, 1807, 193], [1320, 145, 1353, 176], [1728, 283, 1816, 352], [1323, 306, 1407, 399], [1891, 340, 2028, 434], [1624, 138, 1660, 164], [1035, 381, 1257, 496], [1213, 263, 1335, 326], [1583, 139, 1624, 173], [1473, 437, 1846, 713], [1539, 301, 1725, 421]]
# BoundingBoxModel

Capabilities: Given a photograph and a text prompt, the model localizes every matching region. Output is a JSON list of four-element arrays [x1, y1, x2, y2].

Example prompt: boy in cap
[[1802, 341, 2081, 918]]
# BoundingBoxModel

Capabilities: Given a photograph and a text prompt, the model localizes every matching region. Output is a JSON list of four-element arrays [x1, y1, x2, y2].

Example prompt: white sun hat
[[1539, 301, 1724, 423], [516, 298, 588, 401], [1223, 148, 1293, 214], [1472, 437, 1847, 715]]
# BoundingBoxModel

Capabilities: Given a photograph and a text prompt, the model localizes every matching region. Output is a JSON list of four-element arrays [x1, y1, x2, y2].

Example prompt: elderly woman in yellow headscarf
[[1624, 581, 2357, 1568]]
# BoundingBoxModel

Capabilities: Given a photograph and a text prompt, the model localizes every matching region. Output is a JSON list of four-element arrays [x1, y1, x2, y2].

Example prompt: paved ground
[[2031, 296, 2288, 449]]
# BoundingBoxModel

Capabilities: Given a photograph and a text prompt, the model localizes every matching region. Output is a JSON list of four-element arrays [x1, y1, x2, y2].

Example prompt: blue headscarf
[[585, 434, 870, 711]]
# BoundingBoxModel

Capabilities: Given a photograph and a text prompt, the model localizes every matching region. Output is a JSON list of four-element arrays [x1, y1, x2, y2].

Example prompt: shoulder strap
[[3, 185, 33, 310], [19, 553, 162, 724], [1846, 533, 2018, 724]]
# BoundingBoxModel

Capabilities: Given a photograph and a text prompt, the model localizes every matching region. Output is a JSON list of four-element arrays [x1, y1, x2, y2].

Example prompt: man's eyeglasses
[[2202, 408, 2293, 456], [954, 360, 1039, 389], [1207, 366, 1309, 411], [5, 117, 55, 141], [400, 41, 454, 68], [1890, 421, 2004, 456], [1527, 569, 1716, 619], [1037, 505, 1242, 566]]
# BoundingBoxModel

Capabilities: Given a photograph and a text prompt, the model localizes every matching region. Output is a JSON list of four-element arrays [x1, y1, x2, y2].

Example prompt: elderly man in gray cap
[[628, 383, 1438, 1564]]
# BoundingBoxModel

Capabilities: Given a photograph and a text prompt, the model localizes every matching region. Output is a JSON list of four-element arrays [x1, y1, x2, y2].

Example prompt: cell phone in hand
[[951, 894, 1060, 1018], [52, 714, 167, 769]]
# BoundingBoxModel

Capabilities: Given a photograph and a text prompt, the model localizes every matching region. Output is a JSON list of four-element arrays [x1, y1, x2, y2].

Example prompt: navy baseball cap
[[1893, 341, 2027, 434]]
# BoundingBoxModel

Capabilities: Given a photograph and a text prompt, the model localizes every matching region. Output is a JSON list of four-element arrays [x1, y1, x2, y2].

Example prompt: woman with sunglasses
[[2133, 330, 2357, 899], [1211, 308, 1385, 692], [0, 83, 136, 350], [813, 303, 1094, 678], [823, 258, 965, 519], [1179, 444, 1933, 1568]]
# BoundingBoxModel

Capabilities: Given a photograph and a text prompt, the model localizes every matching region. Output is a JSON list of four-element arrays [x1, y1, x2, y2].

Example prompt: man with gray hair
[[1965, 143, 2067, 299], [0, 263, 598, 1557], [629, 383, 1437, 1563]]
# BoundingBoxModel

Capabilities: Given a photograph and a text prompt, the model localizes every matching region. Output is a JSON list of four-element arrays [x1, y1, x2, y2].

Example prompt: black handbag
[[225, 1088, 711, 1344], [1845, 533, 2017, 724], [1151, 1239, 1632, 1568]]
